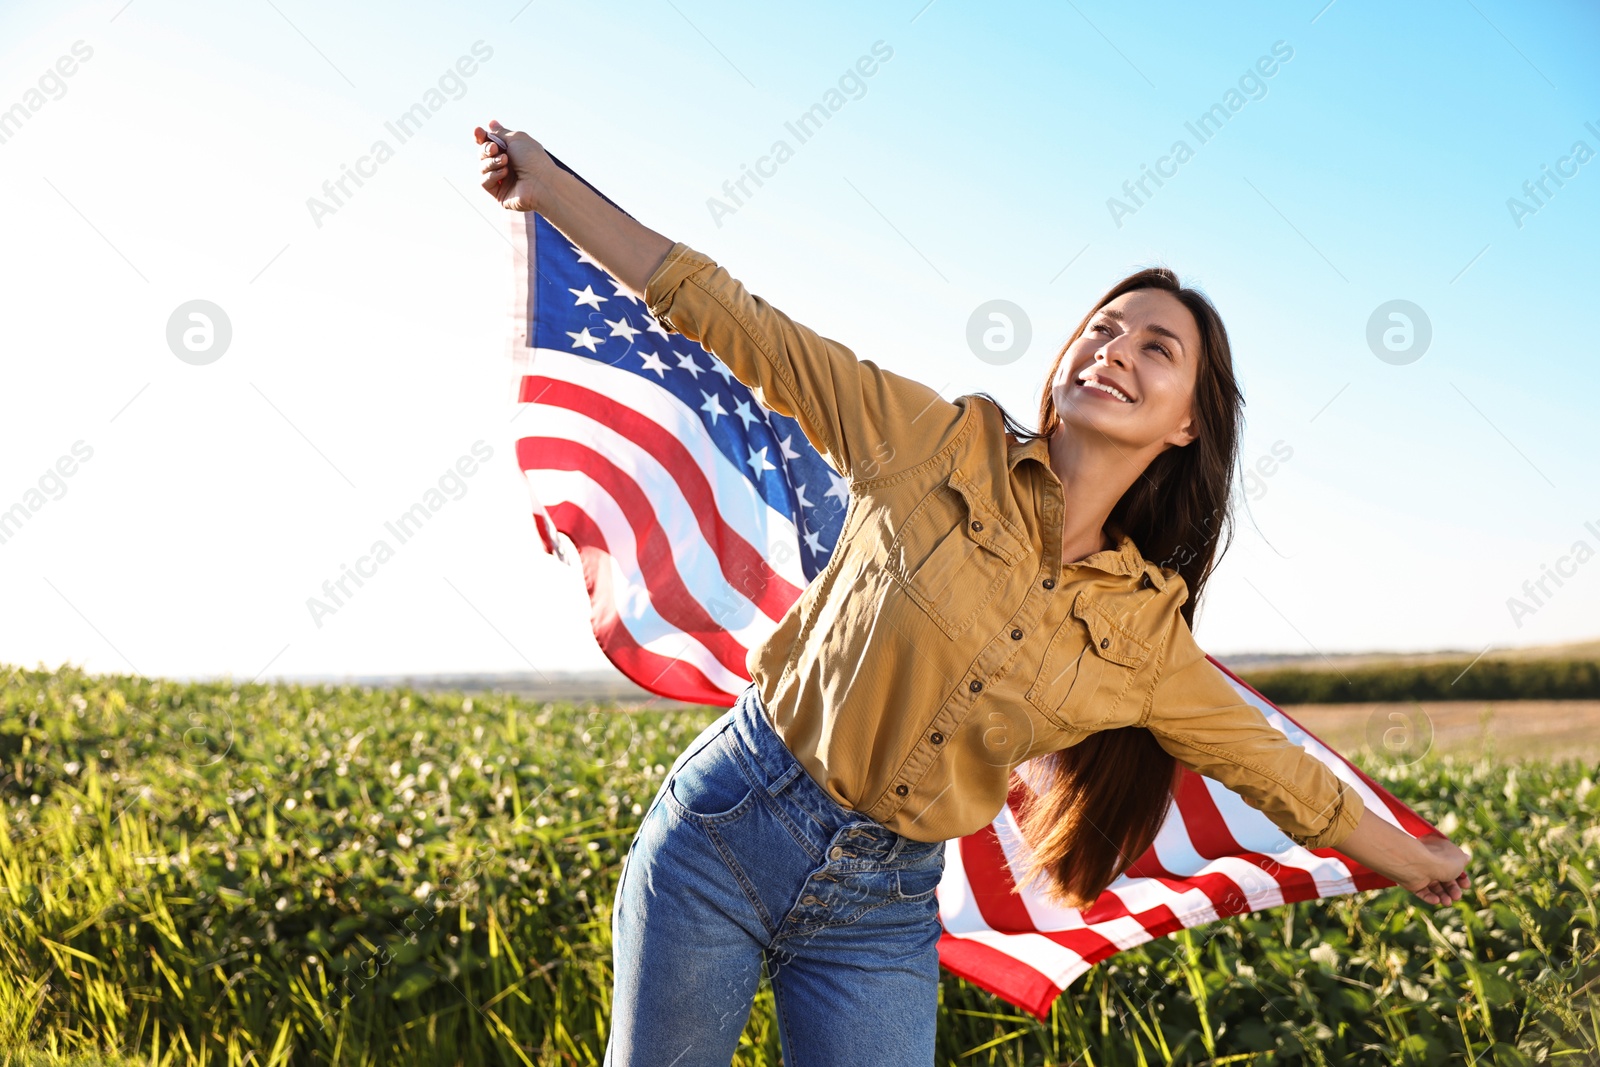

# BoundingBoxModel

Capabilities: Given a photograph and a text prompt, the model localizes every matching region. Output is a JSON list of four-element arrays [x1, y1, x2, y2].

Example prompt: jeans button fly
[[801, 894, 821, 906], [829, 845, 845, 860]]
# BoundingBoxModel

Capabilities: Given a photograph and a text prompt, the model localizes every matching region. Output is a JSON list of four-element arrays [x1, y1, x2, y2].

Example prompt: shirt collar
[[1006, 434, 1170, 592]]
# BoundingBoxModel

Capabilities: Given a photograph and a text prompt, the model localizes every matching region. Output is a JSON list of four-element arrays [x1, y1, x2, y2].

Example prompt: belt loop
[[765, 762, 802, 797], [884, 835, 906, 862]]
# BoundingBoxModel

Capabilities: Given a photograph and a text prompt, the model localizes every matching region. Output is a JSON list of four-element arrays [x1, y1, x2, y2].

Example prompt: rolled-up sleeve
[[643, 241, 968, 482], [1137, 615, 1365, 850]]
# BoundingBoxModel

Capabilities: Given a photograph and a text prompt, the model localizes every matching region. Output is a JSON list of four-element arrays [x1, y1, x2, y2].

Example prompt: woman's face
[[1051, 288, 1202, 454]]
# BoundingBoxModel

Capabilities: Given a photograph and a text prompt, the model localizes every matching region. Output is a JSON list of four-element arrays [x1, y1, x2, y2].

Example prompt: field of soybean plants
[[2, 662, 1598, 1066]]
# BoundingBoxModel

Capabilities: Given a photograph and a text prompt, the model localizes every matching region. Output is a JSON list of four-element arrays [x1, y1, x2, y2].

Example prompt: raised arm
[[475, 120, 968, 482], [476, 120, 672, 296]]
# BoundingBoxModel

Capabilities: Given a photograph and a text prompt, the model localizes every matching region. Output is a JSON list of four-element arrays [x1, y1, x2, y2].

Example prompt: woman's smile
[[1076, 373, 1135, 403]]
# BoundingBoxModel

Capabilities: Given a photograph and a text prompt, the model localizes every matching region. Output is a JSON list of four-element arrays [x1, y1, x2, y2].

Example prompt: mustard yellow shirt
[[642, 241, 1364, 850]]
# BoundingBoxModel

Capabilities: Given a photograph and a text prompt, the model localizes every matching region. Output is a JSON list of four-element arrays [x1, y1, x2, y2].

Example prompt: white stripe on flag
[[526, 347, 812, 589], [523, 401, 806, 599], [526, 470, 756, 695]]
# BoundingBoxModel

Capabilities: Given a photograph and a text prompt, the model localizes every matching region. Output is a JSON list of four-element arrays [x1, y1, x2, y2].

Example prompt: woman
[[474, 119, 1470, 1066]]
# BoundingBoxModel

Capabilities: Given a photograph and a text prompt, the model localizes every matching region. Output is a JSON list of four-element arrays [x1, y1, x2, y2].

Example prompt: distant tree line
[[1237, 658, 1600, 704]]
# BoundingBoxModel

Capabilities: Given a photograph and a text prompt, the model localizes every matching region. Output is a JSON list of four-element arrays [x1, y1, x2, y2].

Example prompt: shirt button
[[895, 784, 909, 796], [970, 519, 983, 532], [1042, 578, 1056, 589], [1011, 628, 1023, 640], [930, 731, 944, 744], [1100, 637, 1110, 649], [969, 679, 983, 693]]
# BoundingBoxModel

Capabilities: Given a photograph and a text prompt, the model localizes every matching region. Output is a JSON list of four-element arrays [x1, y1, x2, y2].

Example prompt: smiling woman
[[471, 118, 1471, 1067], [959, 264, 1251, 906]]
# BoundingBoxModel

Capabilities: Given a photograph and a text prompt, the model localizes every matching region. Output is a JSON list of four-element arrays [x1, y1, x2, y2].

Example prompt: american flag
[[505, 196, 1438, 1020]]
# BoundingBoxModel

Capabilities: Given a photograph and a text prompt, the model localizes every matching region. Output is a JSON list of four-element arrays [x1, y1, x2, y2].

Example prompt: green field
[[2, 663, 1597, 1066], [1238, 658, 1600, 705]]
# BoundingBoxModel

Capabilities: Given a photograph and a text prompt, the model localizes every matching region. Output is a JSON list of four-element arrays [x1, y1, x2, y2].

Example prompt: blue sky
[[0, 0, 1595, 682]]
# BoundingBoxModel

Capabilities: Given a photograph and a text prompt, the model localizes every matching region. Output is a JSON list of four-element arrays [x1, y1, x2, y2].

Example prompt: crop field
[[2, 663, 1598, 1066]]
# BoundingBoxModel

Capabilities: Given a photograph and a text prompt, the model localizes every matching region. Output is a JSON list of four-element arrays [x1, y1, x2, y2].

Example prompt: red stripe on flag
[[521, 376, 803, 621], [961, 782, 1127, 965], [1040, 926, 1128, 971], [936, 932, 1064, 1022], [521, 437, 755, 681], [958, 825, 1037, 934], [532, 511, 560, 556], [1174, 772, 1316, 907], [547, 500, 739, 707], [958, 775, 1044, 933]]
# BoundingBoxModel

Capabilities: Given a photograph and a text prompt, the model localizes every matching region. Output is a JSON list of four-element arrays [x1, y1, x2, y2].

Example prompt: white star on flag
[[700, 390, 727, 424], [824, 469, 849, 506], [569, 284, 606, 309], [606, 316, 641, 343], [746, 445, 776, 474], [607, 276, 642, 304]]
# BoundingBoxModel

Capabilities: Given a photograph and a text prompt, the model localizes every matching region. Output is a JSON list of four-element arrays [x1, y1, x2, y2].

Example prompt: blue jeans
[[604, 682, 947, 1066]]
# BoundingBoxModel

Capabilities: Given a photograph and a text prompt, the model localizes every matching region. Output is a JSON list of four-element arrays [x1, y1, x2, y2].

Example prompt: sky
[[0, 0, 1596, 685]]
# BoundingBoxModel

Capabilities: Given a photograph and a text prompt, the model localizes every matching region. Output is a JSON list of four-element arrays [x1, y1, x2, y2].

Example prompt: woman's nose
[[1096, 339, 1133, 368]]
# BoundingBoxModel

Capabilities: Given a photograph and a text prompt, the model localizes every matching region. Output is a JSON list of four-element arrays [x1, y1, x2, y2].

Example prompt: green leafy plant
[[2, 663, 1596, 1065]]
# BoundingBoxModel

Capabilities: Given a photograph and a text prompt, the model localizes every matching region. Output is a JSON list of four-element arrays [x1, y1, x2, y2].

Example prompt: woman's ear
[[1165, 410, 1198, 449]]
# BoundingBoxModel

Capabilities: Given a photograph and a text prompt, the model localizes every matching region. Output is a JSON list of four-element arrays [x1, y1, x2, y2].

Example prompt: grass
[[1, 662, 1597, 1065]]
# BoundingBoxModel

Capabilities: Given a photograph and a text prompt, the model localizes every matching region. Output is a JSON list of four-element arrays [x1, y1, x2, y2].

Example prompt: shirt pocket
[[885, 465, 1029, 640], [1026, 590, 1153, 730]]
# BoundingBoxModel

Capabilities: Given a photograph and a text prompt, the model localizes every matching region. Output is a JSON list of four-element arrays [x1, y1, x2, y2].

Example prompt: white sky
[[1, 1, 1596, 684]]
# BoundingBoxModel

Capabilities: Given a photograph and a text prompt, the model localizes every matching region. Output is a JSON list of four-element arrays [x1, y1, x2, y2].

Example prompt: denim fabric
[[603, 682, 947, 1067]]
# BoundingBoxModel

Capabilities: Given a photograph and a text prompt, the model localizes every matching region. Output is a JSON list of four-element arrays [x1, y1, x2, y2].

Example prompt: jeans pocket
[[893, 844, 947, 903], [664, 730, 756, 825]]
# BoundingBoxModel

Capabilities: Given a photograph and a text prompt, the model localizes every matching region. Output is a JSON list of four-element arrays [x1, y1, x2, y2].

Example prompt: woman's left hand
[[1334, 807, 1471, 907], [1399, 833, 1471, 906]]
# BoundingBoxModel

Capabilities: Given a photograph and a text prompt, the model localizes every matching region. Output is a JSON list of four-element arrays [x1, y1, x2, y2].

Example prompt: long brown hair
[[973, 266, 1245, 910]]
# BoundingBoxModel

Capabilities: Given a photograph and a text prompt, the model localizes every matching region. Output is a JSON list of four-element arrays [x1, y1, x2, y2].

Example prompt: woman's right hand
[[474, 119, 555, 212]]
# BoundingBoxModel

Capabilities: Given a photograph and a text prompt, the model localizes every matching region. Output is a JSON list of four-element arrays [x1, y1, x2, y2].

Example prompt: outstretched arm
[[1143, 614, 1470, 905], [476, 119, 672, 295], [473, 119, 969, 483]]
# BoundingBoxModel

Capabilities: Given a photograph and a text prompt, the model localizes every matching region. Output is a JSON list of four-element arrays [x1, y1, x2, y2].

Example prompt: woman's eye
[[1089, 321, 1171, 358]]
